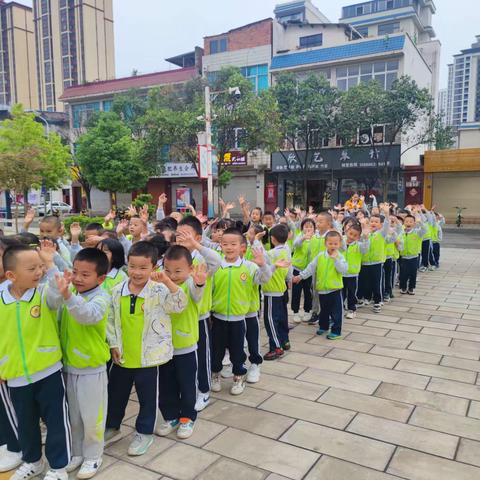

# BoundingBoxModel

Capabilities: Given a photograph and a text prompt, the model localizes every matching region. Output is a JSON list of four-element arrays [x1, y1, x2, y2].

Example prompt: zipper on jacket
[[16, 301, 32, 384], [227, 267, 232, 319]]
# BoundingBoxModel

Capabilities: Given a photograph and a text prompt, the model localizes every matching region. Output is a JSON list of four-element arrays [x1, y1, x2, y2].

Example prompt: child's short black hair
[[317, 212, 333, 225], [178, 216, 203, 236], [98, 238, 125, 270], [252, 207, 263, 215], [3, 244, 34, 272], [128, 241, 158, 265], [404, 214, 415, 221], [16, 232, 40, 247], [155, 217, 178, 232], [85, 223, 104, 234], [221, 228, 243, 239], [301, 218, 316, 230], [370, 214, 381, 220], [348, 223, 362, 234], [74, 248, 109, 276], [270, 224, 289, 244], [40, 215, 62, 228], [215, 219, 233, 230], [325, 230, 342, 241], [148, 234, 170, 259], [263, 211, 274, 218], [0, 236, 20, 251], [164, 245, 193, 266], [396, 216, 404, 224]]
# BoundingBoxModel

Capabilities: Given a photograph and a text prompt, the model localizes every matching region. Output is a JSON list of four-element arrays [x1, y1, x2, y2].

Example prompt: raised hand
[[70, 222, 82, 240], [176, 230, 199, 251], [116, 219, 129, 236], [104, 209, 115, 223], [24, 207, 35, 226], [158, 193, 167, 207], [251, 247, 266, 267], [274, 258, 291, 269], [150, 270, 169, 284], [246, 226, 256, 244], [84, 235, 104, 248], [238, 195, 246, 207], [38, 239, 57, 266], [127, 205, 137, 218], [218, 198, 226, 210], [274, 207, 280, 216], [55, 271, 72, 299], [139, 204, 149, 223], [224, 202, 235, 212], [192, 263, 208, 286]]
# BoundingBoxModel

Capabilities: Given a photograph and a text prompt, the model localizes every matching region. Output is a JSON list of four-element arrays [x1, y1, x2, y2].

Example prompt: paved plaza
[[3, 238, 480, 480]]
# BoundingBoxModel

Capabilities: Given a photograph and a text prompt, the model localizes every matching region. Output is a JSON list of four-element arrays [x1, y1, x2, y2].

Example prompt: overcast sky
[[17, 0, 480, 89]]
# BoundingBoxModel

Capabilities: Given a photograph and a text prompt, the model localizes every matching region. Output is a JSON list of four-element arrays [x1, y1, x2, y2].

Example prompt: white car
[[34, 202, 72, 216]]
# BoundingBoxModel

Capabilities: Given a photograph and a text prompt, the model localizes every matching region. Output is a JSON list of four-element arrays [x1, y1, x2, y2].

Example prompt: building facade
[[33, 0, 115, 112], [437, 87, 447, 118], [60, 52, 202, 213], [202, 19, 274, 209], [0, 1, 38, 109], [446, 35, 480, 127], [266, 0, 439, 209]]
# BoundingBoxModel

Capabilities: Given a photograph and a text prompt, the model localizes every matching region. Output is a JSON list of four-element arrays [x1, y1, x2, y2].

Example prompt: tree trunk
[[382, 166, 389, 202], [110, 192, 117, 209], [303, 170, 308, 207], [14, 200, 19, 234]]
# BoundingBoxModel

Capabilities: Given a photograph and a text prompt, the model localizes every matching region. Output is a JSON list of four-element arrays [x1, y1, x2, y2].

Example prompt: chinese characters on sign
[[271, 145, 401, 172], [221, 151, 247, 166], [158, 163, 198, 178]]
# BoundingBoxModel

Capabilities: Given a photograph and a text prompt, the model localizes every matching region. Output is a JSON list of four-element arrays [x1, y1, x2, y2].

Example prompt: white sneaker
[[176, 419, 195, 439], [43, 469, 67, 480], [77, 458, 102, 480], [195, 392, 210, 412], [246, 364, 261, 383], [155, 419, 179, 437], [345, 311, 356, 319], [419, 266, 427, 272], [211, 373, 221, 392], [293, 314, 301, 323], [303, 312, 312, 322], [10, 460, 44, 480], [230, 375, 246, 395], [221, 365, 233, 378], [66, 456, 83, 473], [222, 352, 231, 366], [127, 433, 153, 456], [0, 448, 22, 472]]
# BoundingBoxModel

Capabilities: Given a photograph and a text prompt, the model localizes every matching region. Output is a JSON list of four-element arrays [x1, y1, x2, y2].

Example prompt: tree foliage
[[0, 104, 71, 190], [273, 72, 340, 194], [75, 112, 149, 205]]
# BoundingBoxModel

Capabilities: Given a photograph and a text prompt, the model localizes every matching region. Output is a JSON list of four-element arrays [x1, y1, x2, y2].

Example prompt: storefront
[[269, 145, 402, 210]]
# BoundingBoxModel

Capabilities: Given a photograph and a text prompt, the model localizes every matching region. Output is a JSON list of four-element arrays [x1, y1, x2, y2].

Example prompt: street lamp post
[[203, 85, 241, 218], [204, 85, 214, 218]]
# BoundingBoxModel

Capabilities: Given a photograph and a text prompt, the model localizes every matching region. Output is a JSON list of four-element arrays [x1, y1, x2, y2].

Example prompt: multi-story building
[[446, 35, 480, 127], [265, 0, 439, 208], [202, 18, 275, 208], [437, 88, 447, 120], [33, 0, 115, 112], [0, 0, 38, 109], [60, 50, 202, 212]]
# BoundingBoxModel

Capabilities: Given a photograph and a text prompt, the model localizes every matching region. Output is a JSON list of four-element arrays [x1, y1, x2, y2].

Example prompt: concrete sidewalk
[[2, 245, 480, 479]]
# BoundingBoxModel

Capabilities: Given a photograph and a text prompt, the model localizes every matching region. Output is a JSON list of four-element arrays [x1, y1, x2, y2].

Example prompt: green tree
[[338, 76, 433, 200], [273, 72, 340, 199], [75, 112, 149, 207], [430, 113, 456, 150], [0, 105, 71, 230]]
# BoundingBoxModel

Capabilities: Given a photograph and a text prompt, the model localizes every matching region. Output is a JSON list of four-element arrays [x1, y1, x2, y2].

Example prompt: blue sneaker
[[327, 333, 342, 340], [316, 328, 327, 336]]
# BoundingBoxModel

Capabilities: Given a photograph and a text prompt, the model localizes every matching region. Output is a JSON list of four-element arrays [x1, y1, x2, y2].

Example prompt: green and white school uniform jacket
[[107, 280, 187, 368], [399, 222, 428, 259], [102, 268, 128, 295], [212, 257, 272, 321], [171, 277, 204, 356], [56, 286, 110, 374], [299, 251, 348, 294], [263, 245, 292, 297], [341, 238, 370, 277], [0, 283, 62, 387], [361, 220, 397, 266], [292, 235, 322, 271]]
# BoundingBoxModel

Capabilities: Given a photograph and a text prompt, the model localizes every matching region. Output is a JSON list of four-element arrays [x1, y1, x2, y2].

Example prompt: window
[[42, 15, 49, 33], [378, 22, 400, 35], [41, 0, 49, 14], [299, 34, 323, 48], [103, 100, 113, 112], [45, 84, 54, 106], [43, 38, 51, 60], [356, 26, 369, 37], [72, 102, 100, 128], [337, 60, 399, 91], [209, 38, 227, 54], [240, 64, 269, 93], [278, 12, 304, 24]]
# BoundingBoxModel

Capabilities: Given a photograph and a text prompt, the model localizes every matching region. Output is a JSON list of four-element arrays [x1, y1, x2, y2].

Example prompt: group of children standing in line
[[0, 192, 443, 480]]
